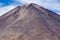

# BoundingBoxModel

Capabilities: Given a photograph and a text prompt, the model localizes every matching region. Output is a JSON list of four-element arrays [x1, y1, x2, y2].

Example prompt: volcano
[[0, 3, 60, 40]]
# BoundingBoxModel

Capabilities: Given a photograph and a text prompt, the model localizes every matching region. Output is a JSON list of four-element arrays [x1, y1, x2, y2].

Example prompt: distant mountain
[[0, 3, 60, 40]]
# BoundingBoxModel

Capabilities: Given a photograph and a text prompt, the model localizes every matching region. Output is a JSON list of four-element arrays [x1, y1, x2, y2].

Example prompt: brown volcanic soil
[[0, 3, 60, 40]]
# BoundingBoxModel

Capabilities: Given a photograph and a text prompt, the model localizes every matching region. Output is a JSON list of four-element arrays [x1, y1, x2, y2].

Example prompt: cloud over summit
[[0, 0, 60, 15], [15, 0, 60, 14]]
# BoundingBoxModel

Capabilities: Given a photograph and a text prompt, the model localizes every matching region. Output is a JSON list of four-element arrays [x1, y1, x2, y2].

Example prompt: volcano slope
[[0, 3, 60, 40]]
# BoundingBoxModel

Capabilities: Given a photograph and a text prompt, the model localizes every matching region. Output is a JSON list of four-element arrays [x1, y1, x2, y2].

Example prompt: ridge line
[[33, 5, 48, 15], [3, 7, 27, 31]]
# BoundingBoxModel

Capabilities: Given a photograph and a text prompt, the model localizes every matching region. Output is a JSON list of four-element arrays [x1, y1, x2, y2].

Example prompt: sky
[[0, 0, 60, 16]]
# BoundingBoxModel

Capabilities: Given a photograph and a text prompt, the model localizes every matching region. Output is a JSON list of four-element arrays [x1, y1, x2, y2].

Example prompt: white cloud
[[16, 0, 43, 5], [0, 4, 16, 16], [40, 0, 60, 15]]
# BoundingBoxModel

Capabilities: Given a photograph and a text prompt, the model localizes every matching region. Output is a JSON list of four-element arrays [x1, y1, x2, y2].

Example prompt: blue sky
[[0, 0, 60, 16]]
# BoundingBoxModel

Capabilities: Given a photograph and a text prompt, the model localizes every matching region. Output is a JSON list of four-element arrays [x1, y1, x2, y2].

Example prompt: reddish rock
[[0, 3, 60, 40]]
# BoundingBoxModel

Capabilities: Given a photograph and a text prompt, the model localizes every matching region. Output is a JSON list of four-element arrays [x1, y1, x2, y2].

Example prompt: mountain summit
[[0, 3, 60, 40]]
